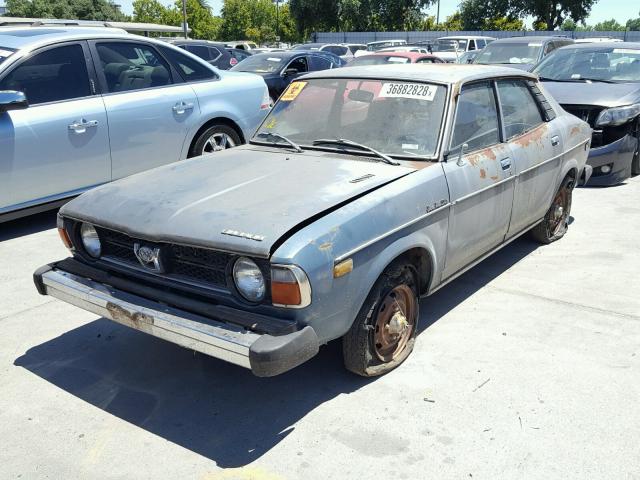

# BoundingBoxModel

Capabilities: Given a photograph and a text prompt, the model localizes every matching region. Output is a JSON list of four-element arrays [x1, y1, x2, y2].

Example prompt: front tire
[[530, 176, 573, 244], [342, 263, 419, 377], [189, 124, 241, 158], [631, 137, 640, 176]]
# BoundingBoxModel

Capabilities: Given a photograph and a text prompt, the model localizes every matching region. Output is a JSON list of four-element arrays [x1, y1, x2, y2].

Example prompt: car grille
[[94, 227, 265, 291], [561, 104, 604, 128]]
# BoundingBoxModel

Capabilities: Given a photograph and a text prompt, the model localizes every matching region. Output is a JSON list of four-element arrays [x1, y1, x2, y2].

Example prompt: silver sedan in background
[[0, 27, 271, 222]]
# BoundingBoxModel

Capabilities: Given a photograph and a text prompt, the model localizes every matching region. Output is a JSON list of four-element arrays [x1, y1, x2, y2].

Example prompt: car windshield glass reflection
[[476, 43, 542, 64], [534, 47, 640, 82], [252, 78, 447, 158], [231, 55, 284, 73], [0, 47, 15, 64], [434, 39, 466, 52]]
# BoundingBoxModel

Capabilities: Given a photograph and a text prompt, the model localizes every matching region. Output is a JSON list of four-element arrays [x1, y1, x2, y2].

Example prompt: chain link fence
[[313, 30, 640, 43]]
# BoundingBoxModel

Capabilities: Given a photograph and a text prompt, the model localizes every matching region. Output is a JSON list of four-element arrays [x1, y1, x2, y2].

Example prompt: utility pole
[[436, 0, 440, 25], [182, 0, 188, 39], [274, 0, 280, 47]]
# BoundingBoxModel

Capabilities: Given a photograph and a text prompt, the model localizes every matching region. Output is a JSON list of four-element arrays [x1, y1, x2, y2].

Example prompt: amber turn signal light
[[58, 227, 73, 250], [270, 265, 311, 308]]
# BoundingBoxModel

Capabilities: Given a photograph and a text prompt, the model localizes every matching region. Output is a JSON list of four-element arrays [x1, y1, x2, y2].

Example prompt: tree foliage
[[628, 12, 640, 31], [513, 0, 598, 31], [6, 0, 127, 21], [592, 18, 624, 31], [459, 0, 523, 30], [219, 0, 297, 44]]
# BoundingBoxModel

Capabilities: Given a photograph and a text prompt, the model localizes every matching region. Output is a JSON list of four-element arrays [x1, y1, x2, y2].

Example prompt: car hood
[[61, 146, 415, 258], [541, 81, 640, 108]]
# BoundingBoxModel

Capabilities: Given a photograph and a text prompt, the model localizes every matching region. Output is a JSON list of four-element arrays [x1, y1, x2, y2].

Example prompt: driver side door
[[441, 81, 516, 279]]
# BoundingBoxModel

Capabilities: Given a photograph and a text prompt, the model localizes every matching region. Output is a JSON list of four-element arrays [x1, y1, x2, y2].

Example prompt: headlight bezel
[[595, 103, 640, 128], [232, 256, 267, 303], [79, 222, 102, 258]]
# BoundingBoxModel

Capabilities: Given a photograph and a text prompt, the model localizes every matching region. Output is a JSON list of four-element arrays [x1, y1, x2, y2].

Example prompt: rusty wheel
[[531, 176, 573, 244], [343, 263, 420, 377], [373, 285, 417, 362]]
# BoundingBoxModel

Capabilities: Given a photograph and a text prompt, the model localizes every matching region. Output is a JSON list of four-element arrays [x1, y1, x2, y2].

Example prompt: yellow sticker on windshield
[[281, 81, 307, 101]]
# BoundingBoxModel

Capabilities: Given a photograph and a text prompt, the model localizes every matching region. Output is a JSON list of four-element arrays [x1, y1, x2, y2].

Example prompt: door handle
[[551, 135, 560, 146], [68, 119, 98, 134], [500, 157, 512, 170], [172, 101, 194, 115]]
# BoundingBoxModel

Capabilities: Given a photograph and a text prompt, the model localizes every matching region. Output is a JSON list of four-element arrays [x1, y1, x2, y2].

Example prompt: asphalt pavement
[[1, 177, 639, 480]]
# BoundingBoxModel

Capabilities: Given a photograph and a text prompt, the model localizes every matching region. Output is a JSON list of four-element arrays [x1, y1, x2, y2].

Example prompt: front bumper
[[586, 134, 635, 187], [34, 264, 319, 377]]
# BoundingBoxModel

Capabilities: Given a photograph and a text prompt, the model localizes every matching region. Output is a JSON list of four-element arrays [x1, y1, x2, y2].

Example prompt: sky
[[118, 0, 636, 27]]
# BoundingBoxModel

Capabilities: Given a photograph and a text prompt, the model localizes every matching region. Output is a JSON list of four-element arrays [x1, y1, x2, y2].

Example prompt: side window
[[159, 46, 217, 82], [477, 39, 486, 49], [209, 47, 222, 61], [416, 57, 435, 64], [185, 45, 211, 60], [0, 44, 91, 105], [450, 82, 500, 152], [497, 80, 545, 139], [468, 39, 476, 51], [309, 55, 331, 71], [96, 42, 172, 93], [287, 57, 308, 73], [544, 42, 557, 55]]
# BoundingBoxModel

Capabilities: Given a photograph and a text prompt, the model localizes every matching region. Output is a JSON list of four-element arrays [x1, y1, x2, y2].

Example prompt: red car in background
[[349, 51, 445, 66]]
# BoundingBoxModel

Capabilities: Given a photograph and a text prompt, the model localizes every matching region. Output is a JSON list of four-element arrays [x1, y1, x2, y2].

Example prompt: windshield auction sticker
[[281, 81, 307, 101], [379, 82, 436, 101]]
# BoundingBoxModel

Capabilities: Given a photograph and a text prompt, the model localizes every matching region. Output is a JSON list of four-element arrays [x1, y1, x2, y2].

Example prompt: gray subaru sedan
[[35, 65, 590, 377]]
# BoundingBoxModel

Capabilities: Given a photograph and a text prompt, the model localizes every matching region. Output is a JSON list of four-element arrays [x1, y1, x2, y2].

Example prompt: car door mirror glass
[[0, 90, 28, 112], [284, 68, 299, 76]]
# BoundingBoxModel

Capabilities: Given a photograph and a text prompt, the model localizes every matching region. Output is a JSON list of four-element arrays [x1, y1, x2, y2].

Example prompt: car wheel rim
[[202, 133, 236, 154], [549, 188, 569, 235], [373, 284, 417, 362]]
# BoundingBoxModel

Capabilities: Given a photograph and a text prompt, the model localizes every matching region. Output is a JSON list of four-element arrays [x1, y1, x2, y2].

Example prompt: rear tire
[[530, 176, 573, 244], [189, 124, 241, 158], [342, 263, 419, 377]]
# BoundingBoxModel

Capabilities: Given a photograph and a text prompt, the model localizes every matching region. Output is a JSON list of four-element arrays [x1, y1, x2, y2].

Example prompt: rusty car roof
[[301, 64, 537, 85]]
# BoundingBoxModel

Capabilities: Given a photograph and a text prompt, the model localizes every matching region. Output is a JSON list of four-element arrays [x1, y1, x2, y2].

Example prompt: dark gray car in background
[[534, 42, 640, 186], [169, 39, 234, 70], [474, 36, 574, 71]]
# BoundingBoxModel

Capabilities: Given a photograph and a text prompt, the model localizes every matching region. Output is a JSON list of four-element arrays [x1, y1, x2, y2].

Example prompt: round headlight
[[233, 257, 265, 302], [80, 223, 101, 258]]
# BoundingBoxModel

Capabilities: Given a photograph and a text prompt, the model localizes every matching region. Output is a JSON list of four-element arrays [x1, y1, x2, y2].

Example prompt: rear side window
[[160, 46, 217, 82], [186, 45, 211, 60], [0, 44, 91, 105], [324, 45, 348, 56], [209, 47, 223, 60], [96, 42, 172, 93], [309, 55, 332, 71], [416, 57, 436, 64], [477, 39, 486, 49], [497, 80, 544, 139], [451, 82, 500, 152]]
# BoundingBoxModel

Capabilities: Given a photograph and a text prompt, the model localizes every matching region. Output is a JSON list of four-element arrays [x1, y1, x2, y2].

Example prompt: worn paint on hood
[[61, 146, 415, 257], [542, 81, 640, 108]]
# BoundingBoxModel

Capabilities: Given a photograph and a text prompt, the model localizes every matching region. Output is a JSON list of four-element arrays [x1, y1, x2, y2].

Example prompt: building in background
[[0, 5, 7, 15]]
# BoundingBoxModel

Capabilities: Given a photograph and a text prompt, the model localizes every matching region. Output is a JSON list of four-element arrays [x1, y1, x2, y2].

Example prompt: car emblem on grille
[[134, 243, 164, 272]]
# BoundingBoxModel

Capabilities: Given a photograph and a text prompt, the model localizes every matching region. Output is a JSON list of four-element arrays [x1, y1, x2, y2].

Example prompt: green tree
[[514, 0, 599, 31], [6, 0, 126, 20], [628, 12, 640, 31], [593, 18, 624, 31], [561, 18, 576, 30], [439, 11, 462, 31], [220, 0, 298, 44], [132, 0, 168, 24]]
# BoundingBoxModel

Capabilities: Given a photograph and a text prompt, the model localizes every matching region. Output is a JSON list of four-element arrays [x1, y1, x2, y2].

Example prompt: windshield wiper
[[538, 76, 616, 84], [311, 138, 400, 166], [578, 77, 618, 84], [254, 131, 303, 152]]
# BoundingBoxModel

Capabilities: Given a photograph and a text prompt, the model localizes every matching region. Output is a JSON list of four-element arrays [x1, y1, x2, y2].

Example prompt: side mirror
[[0, 90, 28, 113], [283, 68, 299, 77]]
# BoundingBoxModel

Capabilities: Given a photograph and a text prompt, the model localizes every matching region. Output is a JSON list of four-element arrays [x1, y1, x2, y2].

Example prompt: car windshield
[[475, 42, 542, 64], [231, 55, 284, 73], [351, 55, 411, 66], [534, 47, 640, 82], [434, 39, 467, 52], [366, 42, 402, 52], [252, 78, 447, 158], [0, 47, 15, 65]]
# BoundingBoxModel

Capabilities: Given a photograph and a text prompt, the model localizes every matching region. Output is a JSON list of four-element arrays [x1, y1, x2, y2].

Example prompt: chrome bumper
[[36, 267, 319, 376]]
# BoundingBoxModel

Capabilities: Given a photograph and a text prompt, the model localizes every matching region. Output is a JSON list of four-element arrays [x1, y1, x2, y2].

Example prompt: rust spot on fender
[[514, 123, 548, 148], [319, 242, 333, 251], [490, 175, 499, 181], [480, 168, 486, 179], [107, 302, 154, 327], [570, 126, 580, 137]]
